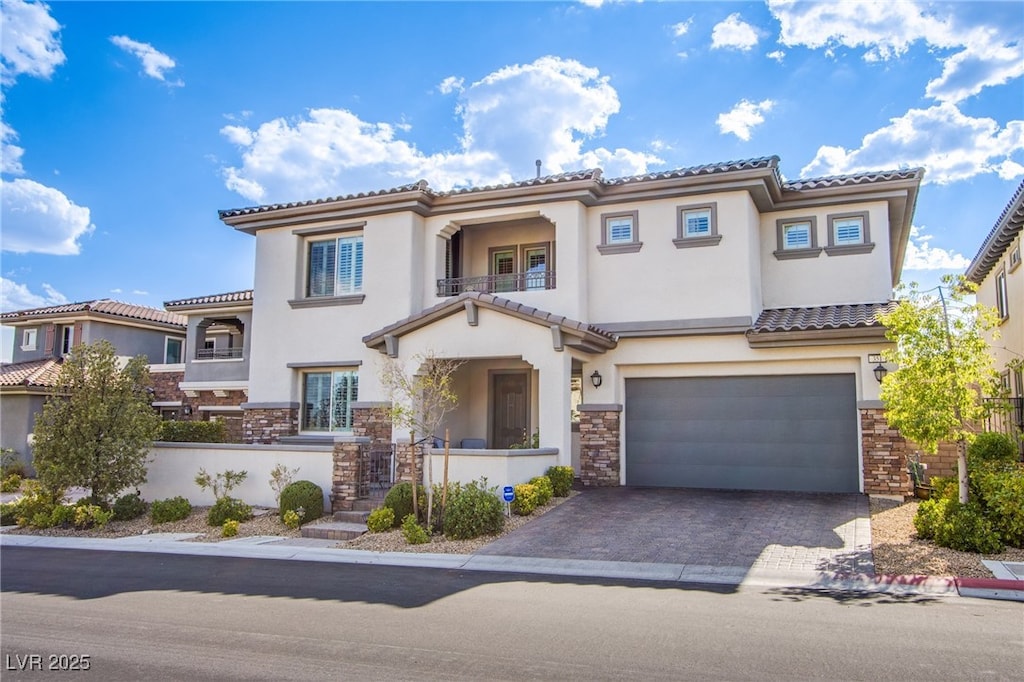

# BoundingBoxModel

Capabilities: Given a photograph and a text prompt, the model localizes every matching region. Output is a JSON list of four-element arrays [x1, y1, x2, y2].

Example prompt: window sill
[[288, 294, 365, 309], [773, 247, 822, 260], [673, 234, 723, 249], [19, 346, 36, 352], [597, 242, 643, 255], [825, 243, 875, 256]]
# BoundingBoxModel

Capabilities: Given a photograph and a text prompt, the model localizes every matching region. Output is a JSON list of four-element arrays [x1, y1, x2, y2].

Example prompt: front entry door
[[492, 372, 529, 448]]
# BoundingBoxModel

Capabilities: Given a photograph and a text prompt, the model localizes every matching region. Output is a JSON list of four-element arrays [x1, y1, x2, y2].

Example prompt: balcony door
[[490, 248, 516, 292], [491, 371, 529, 449]]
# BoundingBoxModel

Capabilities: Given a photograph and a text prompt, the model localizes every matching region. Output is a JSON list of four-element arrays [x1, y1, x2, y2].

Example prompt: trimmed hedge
[[443, 479, 504, 540], [150, 496, 192, 524], [111, 492, 148, 521], [546, 466, 574, 497], [159, 420, 227, 443], [207, 496, 253, 526], [384, 482, 426, 527], [279, 480, 324, 524]]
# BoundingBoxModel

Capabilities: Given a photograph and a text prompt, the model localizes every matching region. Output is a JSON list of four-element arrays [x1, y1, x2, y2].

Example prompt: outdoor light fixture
[[182, 405, 193, 416], [873, 363, 888, 383], [590, 370, 603, 388]]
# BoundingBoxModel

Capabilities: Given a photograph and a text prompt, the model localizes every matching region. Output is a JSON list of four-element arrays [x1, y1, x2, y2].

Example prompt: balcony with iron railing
[[436, 270, 556, 297], [195, 347, 244, 360]]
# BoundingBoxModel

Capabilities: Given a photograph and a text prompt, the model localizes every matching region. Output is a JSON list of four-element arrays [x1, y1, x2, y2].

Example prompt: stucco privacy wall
[[760, 201, 893, 309], [585, 191, 761, 324], [246, 212, 425, 404], [423, 448, 559, 487], [143, 442, 333, 509]]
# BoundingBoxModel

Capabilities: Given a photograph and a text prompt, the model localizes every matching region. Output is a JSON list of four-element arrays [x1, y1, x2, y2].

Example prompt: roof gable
[[966, 180, 1024, 284]]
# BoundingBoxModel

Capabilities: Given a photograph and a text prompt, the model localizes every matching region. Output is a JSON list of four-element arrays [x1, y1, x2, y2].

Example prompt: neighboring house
[[0, 300, 187, 471], [163, 289, 253, 442], [966, 180, 1024, 443], [218, 155, 924, 496]]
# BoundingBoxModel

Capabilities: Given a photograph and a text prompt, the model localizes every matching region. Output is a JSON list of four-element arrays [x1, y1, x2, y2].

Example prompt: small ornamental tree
[[32, 340, 162, 507], [878, 276, 1002, 503], [380, 352, 463, 527]]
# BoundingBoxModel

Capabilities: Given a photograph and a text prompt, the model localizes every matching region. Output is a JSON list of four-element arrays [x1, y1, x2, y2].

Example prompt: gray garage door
[[625, 375, 859, 493]]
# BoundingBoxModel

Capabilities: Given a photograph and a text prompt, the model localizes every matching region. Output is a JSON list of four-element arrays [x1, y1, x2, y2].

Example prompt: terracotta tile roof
[[218, 181, 431, 218], [0, 358, 62, 388], [603, 156, 781, 186], [749, 302, 897, 334], [782, 168, 925, 191], [363, 292, 617, 350], [165, 289, 254, 309], [966, 179, 1024, 284], [0, 300, 186, 328]]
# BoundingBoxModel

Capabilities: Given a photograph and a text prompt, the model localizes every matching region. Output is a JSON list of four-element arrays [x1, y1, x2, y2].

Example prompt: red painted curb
[[955, 577, 1024, 591]]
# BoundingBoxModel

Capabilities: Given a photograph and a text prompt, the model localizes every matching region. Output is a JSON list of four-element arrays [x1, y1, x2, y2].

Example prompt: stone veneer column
[[860, 407, 911, 496], [393, 439, 423, 484], [241, 403, 299, 444], [578, 404, 622, 487], [332, 436, 371, 512], [351, 401, 392, 446]]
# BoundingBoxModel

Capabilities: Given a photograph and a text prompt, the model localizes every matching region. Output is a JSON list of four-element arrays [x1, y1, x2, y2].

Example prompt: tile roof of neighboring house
[[363, 291, 617, 353], [220, 155, 922, 220], [966, 179, 1024, 284], [0, 300, 186, 328], [0, 358, 62, 388], [749, 302, 897, 335], [164, 289, 254, 309]]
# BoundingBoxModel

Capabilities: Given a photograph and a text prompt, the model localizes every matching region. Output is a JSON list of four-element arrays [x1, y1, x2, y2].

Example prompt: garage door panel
[[625, 375, 858, 493]]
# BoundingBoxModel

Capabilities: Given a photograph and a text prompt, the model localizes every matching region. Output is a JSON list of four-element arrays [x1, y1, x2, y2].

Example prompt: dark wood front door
[[492, 372, 529, 449]]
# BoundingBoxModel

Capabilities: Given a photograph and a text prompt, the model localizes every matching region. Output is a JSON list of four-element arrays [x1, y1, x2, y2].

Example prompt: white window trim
[[995, 267, 1009, 321], [1009, 245, 1021, 272], [20, 328, 37, 351]]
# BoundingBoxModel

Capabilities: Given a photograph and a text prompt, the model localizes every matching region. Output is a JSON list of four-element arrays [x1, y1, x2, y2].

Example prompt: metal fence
[[356, 442, 395, 499], [982, 396, 1024, 455]]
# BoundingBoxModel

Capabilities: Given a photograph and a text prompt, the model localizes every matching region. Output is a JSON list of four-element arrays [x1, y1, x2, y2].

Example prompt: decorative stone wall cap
[[350, 401, 393, 409], [153, 441, 333, 452], [332, 436, 372, 444], [240, 402, 300, 409], [857, 400, 885, 409], [425, 447, 559, 457], [577, 403, 623, 412]]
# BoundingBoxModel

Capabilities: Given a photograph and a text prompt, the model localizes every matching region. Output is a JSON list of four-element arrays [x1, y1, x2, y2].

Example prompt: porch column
[[526, 350, 574, 468], [859, 406, 911, 496], [578, 403, 622, 487], [332, 436, 371, 512]]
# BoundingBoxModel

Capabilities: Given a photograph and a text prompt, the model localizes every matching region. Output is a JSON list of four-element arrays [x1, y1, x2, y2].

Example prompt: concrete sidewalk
[[7, 531, 1018, 601]]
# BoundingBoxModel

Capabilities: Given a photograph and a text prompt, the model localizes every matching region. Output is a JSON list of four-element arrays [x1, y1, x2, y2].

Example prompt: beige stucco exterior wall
[[975, 233, 1023, 390], [760, 201, 894, 308]]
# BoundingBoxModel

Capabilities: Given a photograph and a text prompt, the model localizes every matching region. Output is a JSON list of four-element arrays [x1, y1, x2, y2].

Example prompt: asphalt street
[[2, 547, 1022, 681]]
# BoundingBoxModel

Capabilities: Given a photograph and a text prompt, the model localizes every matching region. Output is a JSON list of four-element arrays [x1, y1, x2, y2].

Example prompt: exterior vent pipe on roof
[[536, 159, 542, 178]]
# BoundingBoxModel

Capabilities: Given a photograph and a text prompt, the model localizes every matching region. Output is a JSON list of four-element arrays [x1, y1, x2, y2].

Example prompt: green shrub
[[1, 473, 22, 493], [529, 476, 553, 506], [546, 466, 574, 497], [49, 504, 77, 528], [933, 501, 1003, 554], [401, 513, 430, 544], [929, 475, 958, 500], [195, 468, 247, 501], [281, 509, 300, 529], [207, 496, 253, 526], [158, 419, 227, 443], [384, 482, 426, 527], [0, 448, 27, 478], [222, 519, 240, 537], [443, 479, 504, 540], [367, 507, 395, 533], [968, 432, 1019, 464], [1, 502, 18, 526], [511, 483, 541, 516], [972, 465, 1024, 548], [111, 492, 148, 521], [150, 496, 192, 524], [74, 504, 112, 529], [12, 480, 64, 527], [279, 480, 324, 524], [914, 497, 952, 540]]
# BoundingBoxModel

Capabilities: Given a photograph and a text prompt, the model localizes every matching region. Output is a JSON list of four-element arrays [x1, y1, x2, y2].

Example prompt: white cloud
[[2, 120, 25, 174], [901, 226, 971, 271], [109, 35, 183, 86], [0, 177, 94, 254], [800, 103, 1024, 185], [0, 0, 65, 86], [0, 277, 67, 312], [220, 56, 661, 203], [132, 289, 148, 296], [437, 76, 464, 94], [671, 19, 693, 38], [768, 0, 1023, 103], [716, 99, 775, 141], [711, 13, 759, 51], [766, 50, 785, 62]]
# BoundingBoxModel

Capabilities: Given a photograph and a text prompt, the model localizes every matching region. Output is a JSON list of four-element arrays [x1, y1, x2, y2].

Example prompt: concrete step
[[351, 497, 385, 512], [332, 510, 371, 523], [301, 521, 367, 541]]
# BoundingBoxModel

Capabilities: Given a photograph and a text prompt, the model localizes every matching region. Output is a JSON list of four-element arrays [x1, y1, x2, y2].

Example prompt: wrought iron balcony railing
[[195, 347, 244, 360], [436, 271, 556, 297]]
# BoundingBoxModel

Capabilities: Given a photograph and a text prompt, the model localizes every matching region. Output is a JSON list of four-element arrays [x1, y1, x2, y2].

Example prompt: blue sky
[[2, 0, 1022, 359]]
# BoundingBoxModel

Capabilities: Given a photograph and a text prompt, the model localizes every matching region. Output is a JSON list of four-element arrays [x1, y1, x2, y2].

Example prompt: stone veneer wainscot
[[578, 404, 622, 487]]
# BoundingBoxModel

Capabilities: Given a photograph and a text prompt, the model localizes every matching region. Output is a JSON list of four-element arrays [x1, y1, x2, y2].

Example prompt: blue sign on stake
[[502, 486, 515, 502]]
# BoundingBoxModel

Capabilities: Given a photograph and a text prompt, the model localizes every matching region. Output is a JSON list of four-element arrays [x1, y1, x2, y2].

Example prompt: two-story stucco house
[[966, 180, 1024, 443], [0, 300, 187, 472], [217, 155, 923, 497]]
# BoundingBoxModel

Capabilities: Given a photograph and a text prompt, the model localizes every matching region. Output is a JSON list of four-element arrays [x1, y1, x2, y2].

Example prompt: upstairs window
[[774, 217, 821, 260], [164, 337, 184, 364], [996, 268, 1009, 320], [308, 235, 363, 297], [21, 329, 37, 351], [598, 210, 642, 254], [302, 369, 359, 432], [674, 202, 721, 248], [826, 211, 874, 255]]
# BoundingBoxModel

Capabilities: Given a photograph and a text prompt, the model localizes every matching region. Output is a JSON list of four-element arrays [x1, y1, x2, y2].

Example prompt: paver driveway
[[477, 487, 873, 575]]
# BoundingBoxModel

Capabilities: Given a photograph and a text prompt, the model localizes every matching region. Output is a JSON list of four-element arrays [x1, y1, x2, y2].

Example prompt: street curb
[[954, 577, 1024, 602]]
